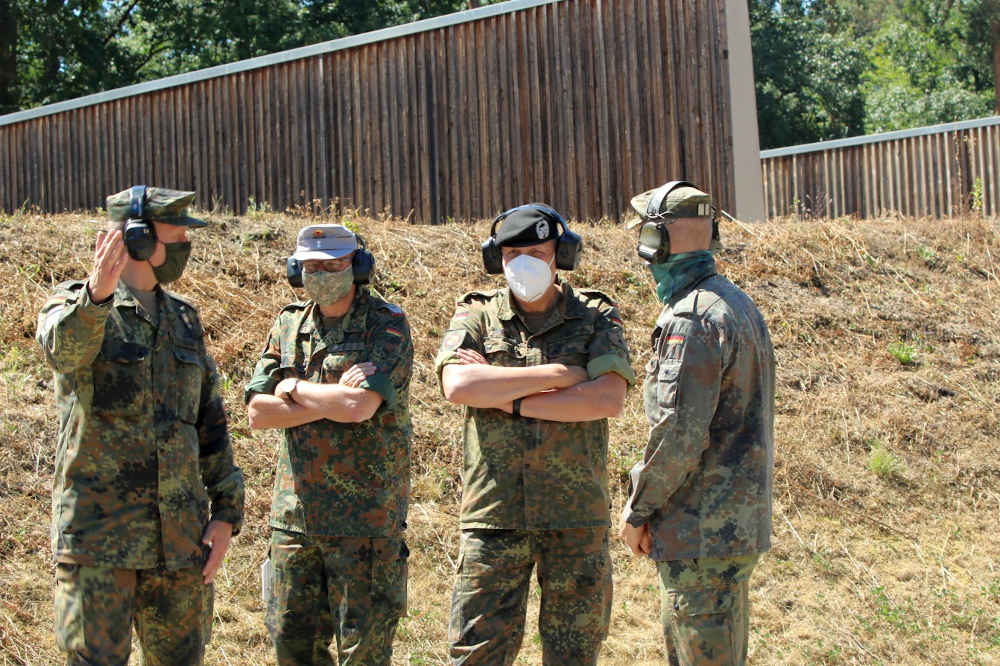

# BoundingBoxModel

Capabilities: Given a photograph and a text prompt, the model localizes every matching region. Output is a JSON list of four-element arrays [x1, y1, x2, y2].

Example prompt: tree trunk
[[468, 0, 481, 7], [0, 0, 17, 112]]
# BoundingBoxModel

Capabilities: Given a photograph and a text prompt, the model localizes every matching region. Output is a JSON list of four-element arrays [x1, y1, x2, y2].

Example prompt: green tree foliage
[[750, 0, 868, 149], [0, 0, 490, 114], [751, 0, 998, 148]]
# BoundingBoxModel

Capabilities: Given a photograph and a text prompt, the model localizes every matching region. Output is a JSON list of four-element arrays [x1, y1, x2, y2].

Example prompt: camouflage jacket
[[245, 288, 412, 537], [624, 256, 775, 561], [36, 280, 244, 570], [435, 284, 635, 530]]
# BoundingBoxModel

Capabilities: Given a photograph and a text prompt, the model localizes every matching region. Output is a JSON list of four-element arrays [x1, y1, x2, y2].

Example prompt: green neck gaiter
[[648, 251, 715, 304]]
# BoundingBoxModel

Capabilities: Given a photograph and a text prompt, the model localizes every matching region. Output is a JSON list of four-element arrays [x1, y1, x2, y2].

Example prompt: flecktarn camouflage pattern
[[245, 288, 413, 537], [434, 284, 634, 531], [622, 254, 775, 665], [36, 278, 244, 663], [245, 286, 413, 663], [435, 283, 633, 665], [449, 528, 611, 666], [54, 562, 213, 665], [266, 530, 407, 665], [657, 555, 759, 666], [106, 186, 206, 227], [37, 280, 244, 568]]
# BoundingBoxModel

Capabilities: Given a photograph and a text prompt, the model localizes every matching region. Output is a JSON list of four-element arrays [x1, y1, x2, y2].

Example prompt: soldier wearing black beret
[[434, 203, 635, 665]]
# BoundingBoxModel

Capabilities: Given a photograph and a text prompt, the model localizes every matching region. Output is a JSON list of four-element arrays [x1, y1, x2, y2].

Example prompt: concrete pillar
[[725, 0, 766, 221]]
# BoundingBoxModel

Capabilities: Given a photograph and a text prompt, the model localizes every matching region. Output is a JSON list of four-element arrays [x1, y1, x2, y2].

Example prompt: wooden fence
[[760, 116, 1000, 219], [0, 0, 755, 223]]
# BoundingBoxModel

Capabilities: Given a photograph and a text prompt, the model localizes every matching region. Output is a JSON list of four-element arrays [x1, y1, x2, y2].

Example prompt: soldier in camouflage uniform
[[619, 182, 775, 666], [245, 224, 413, 665], [36, 186, 245, 666], [435, 204, 634, 665]]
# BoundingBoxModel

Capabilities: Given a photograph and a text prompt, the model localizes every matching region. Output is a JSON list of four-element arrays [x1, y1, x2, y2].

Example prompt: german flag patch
[[665, 335, 685, 345], [385, 327, 404, 339]]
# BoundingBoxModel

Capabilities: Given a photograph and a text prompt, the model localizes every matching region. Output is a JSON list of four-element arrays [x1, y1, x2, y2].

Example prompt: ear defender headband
[[285, 235, 376, 288], [123, 185, 158, 261], [636, 180, 720, 264], [480, 204, 583, 275]]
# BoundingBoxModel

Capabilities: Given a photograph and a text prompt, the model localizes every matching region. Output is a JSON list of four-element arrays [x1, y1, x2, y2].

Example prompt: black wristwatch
[[512, 398, 523, 418]]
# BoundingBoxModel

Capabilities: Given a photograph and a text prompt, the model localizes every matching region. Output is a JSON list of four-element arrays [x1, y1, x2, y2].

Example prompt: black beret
[[495, 206, 561, 247]]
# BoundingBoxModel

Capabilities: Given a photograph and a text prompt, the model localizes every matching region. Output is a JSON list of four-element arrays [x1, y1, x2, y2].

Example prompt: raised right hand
[[87, 229, 127, 303]]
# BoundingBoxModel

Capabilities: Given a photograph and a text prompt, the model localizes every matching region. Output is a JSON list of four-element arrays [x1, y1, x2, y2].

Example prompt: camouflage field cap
[[625, 183, 715, 230], [292, 224, 358, 261], [106, 186, 207, 227]]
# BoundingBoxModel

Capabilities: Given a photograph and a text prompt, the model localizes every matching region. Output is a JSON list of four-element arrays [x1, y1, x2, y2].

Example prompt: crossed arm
[[247, 362, 384, 429], [441, 348, 627, 422]]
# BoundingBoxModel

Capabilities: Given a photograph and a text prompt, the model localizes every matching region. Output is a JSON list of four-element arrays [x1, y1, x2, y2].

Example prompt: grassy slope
[[0, 210, 997, 665]]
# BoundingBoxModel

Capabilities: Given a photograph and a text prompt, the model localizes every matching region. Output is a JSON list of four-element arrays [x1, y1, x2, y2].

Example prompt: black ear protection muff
[[285, 234, 376, 288], [636, 180, 720, 264], [123, 185, 158, 261], [480, 204, 583, 275]]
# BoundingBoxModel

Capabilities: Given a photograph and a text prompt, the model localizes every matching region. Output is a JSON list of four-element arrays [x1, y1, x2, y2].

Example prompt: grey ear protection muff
[[481, 204, 583, 275], [123, 185, 158, 261], [636, 180, 719, 264], [285, 235, 376, 288]]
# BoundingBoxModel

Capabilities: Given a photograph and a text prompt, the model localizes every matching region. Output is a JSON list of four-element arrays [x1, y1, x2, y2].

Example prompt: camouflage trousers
[[449, 527, 612, 666], [54, 562, 212, 666], [657, 554, 760, 666], [265, 529, 408, 666]]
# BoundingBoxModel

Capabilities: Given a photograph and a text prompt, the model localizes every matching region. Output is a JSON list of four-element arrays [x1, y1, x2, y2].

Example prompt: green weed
[[888, 340, 918, 366], [868, 439, 901, 479]]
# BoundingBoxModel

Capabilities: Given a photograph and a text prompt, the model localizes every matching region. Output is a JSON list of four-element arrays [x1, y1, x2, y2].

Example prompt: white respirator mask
[[504, 254, 554, 303]]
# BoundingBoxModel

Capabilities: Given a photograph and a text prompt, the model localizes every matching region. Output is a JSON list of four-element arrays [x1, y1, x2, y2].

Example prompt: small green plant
[[917, 244, 937, 262], [971, 177, 984, 215], [888, 340, 918, 366], [868, 440, 900, 479]]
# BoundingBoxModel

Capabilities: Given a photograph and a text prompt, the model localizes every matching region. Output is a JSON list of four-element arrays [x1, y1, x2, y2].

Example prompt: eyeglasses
[[302, 256, 353, 273]]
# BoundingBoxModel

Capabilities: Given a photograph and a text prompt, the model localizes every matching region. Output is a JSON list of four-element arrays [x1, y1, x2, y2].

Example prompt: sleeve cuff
[[210, 508, 243, 537], [244, 377, 277, 404], [587, 353, 637, 384], [359, 372, 396, 407]]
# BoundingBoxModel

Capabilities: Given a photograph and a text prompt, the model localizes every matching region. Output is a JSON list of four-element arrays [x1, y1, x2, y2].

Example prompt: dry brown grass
[[0, 208, 998, 665]]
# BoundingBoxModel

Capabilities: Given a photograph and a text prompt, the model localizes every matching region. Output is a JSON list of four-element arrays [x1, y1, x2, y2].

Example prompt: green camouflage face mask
[[303, 266, 354, 306], [152, 241, 191, 284], [648, 251, 713, 304]]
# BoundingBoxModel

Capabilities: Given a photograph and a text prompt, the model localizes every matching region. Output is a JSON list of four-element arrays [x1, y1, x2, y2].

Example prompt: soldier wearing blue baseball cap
[[246, 223, 414, 665]]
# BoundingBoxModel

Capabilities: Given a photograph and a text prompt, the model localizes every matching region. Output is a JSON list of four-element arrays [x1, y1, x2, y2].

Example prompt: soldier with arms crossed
[[36, 186, 245, 665], [436, 204, 634, 665], [619, 181, 775, 666], [246, 224, 413, 665]]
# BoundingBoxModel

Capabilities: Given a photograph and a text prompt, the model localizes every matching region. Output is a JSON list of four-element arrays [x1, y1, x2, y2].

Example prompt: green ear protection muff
[[123, 185, 158, 261], [285, 235, 376, 288], [636, 180, 719, 264], [480, 204, 582, 275]]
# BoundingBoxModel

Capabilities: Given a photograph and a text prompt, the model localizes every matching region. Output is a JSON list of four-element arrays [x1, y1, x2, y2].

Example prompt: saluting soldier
[[619, 182, 775, 666], [246, 224, 413, 665], [36, 186, 244, 665], [435, 204, 635, 665]]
